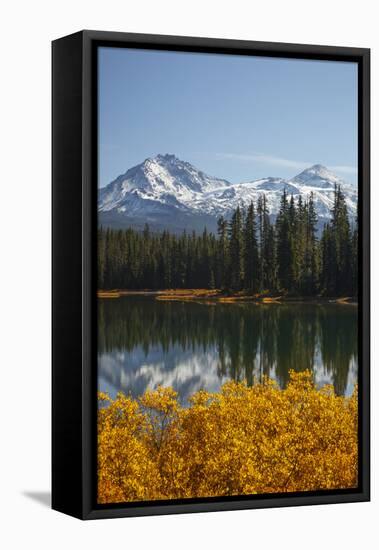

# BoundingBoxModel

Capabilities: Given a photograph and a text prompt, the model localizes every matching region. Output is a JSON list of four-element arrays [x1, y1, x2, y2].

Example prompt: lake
[[98, 297, 358, 403]]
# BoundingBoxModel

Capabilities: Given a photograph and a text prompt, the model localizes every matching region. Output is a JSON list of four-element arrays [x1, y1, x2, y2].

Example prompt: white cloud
[[214, 152, 357, 177], [329, 165, 358, 175], [215, 152, 309, 171]]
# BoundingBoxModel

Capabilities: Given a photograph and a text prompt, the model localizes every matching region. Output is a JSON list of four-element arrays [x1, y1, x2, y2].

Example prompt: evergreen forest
[[98, 186, 357, 297]]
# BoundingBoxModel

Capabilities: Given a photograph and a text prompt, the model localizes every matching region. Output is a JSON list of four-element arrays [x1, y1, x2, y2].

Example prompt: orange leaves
[[97, 371, 358, 504]]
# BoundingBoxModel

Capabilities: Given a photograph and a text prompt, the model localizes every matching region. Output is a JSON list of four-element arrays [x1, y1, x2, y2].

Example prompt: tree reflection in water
[[98, 297, 358, 403]]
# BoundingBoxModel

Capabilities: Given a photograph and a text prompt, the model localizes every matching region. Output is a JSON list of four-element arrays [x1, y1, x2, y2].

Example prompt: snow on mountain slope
[[190, 178, 298, 218], [99, 153, 230, 213], [289, 165, 357, 220], [291, 164, 344, 188], [98, 155, 357, 232]]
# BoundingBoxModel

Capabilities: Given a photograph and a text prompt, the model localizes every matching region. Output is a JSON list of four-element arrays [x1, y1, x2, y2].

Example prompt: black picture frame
[[52, 30, 370, 520]]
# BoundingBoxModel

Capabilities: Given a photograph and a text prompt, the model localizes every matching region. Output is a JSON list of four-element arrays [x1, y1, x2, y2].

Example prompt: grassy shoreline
[[97, 288, 357, 305]]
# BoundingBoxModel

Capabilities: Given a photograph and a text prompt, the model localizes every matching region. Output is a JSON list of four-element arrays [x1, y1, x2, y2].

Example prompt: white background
[[1, 0, 377, 548]]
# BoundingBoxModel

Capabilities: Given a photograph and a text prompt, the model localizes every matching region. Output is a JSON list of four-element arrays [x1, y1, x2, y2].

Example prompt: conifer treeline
[[98, 186, 358, 297]]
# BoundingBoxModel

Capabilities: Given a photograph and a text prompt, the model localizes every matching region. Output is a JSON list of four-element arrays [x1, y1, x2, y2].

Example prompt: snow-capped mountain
[[98, 154, 357, 233]]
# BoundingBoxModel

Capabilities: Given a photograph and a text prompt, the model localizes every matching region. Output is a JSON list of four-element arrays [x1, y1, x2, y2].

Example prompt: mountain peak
[[291, 164, 343, 188], [99, 156, 357, 234], [299, 164, 331, 177], [310, 163, 327, 171], [307, 164, 335, 177], [100, 154, 232, 214], [140, 154, 181, 170], [155, 153, 179, 163]]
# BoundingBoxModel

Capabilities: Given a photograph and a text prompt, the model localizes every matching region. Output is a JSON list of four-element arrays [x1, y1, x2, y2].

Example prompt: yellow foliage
[[97, 371, 358, 504]]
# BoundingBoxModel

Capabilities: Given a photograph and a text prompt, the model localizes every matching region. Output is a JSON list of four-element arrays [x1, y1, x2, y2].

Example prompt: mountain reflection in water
[[98, 297, 358, 404]]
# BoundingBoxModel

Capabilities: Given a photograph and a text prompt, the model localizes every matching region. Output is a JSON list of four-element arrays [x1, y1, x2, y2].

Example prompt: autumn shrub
[[98, 371, 358, 504]]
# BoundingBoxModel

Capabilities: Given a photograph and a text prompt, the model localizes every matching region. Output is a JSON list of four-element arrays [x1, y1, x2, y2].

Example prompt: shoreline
[[97, 289, 358, 305]]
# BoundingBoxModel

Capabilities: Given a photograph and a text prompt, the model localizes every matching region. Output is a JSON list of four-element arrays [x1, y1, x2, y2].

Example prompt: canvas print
[[97, 47, 359, 504]]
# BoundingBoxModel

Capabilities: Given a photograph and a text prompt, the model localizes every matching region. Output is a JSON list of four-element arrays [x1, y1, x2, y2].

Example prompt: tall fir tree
[[229, 206, 244, 290], [351, 214, 358, 297], [243, 202, 259, 292], [302, 193, 319, 295], [276, 190, 293, 291], [217, 216, 229, 289]]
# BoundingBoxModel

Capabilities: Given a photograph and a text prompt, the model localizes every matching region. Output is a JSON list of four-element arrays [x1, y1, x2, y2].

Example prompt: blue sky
[[98, 47, 358, 188]]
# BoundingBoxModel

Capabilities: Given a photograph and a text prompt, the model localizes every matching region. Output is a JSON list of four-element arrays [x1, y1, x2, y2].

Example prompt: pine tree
[[256, 195, 264, 291], [334, 186, 352, 294], [276, 190, 293, 291], [302, 193, 319, 295], [243, 202, 259, 292], [229, 206, 244, 290], [98, 226, 106, 288], [216, 217, 228, 289], [295, 195, 306, 291], [320, 222, 333, 295], [326, 185, 352, 295], [264, 223, 277, 291], [351, 215, 358, 297], [261, 195, 277, 291]]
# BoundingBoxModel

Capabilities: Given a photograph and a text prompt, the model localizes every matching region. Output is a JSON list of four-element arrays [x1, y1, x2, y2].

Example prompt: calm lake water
[[98, 297, 358, 403]]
